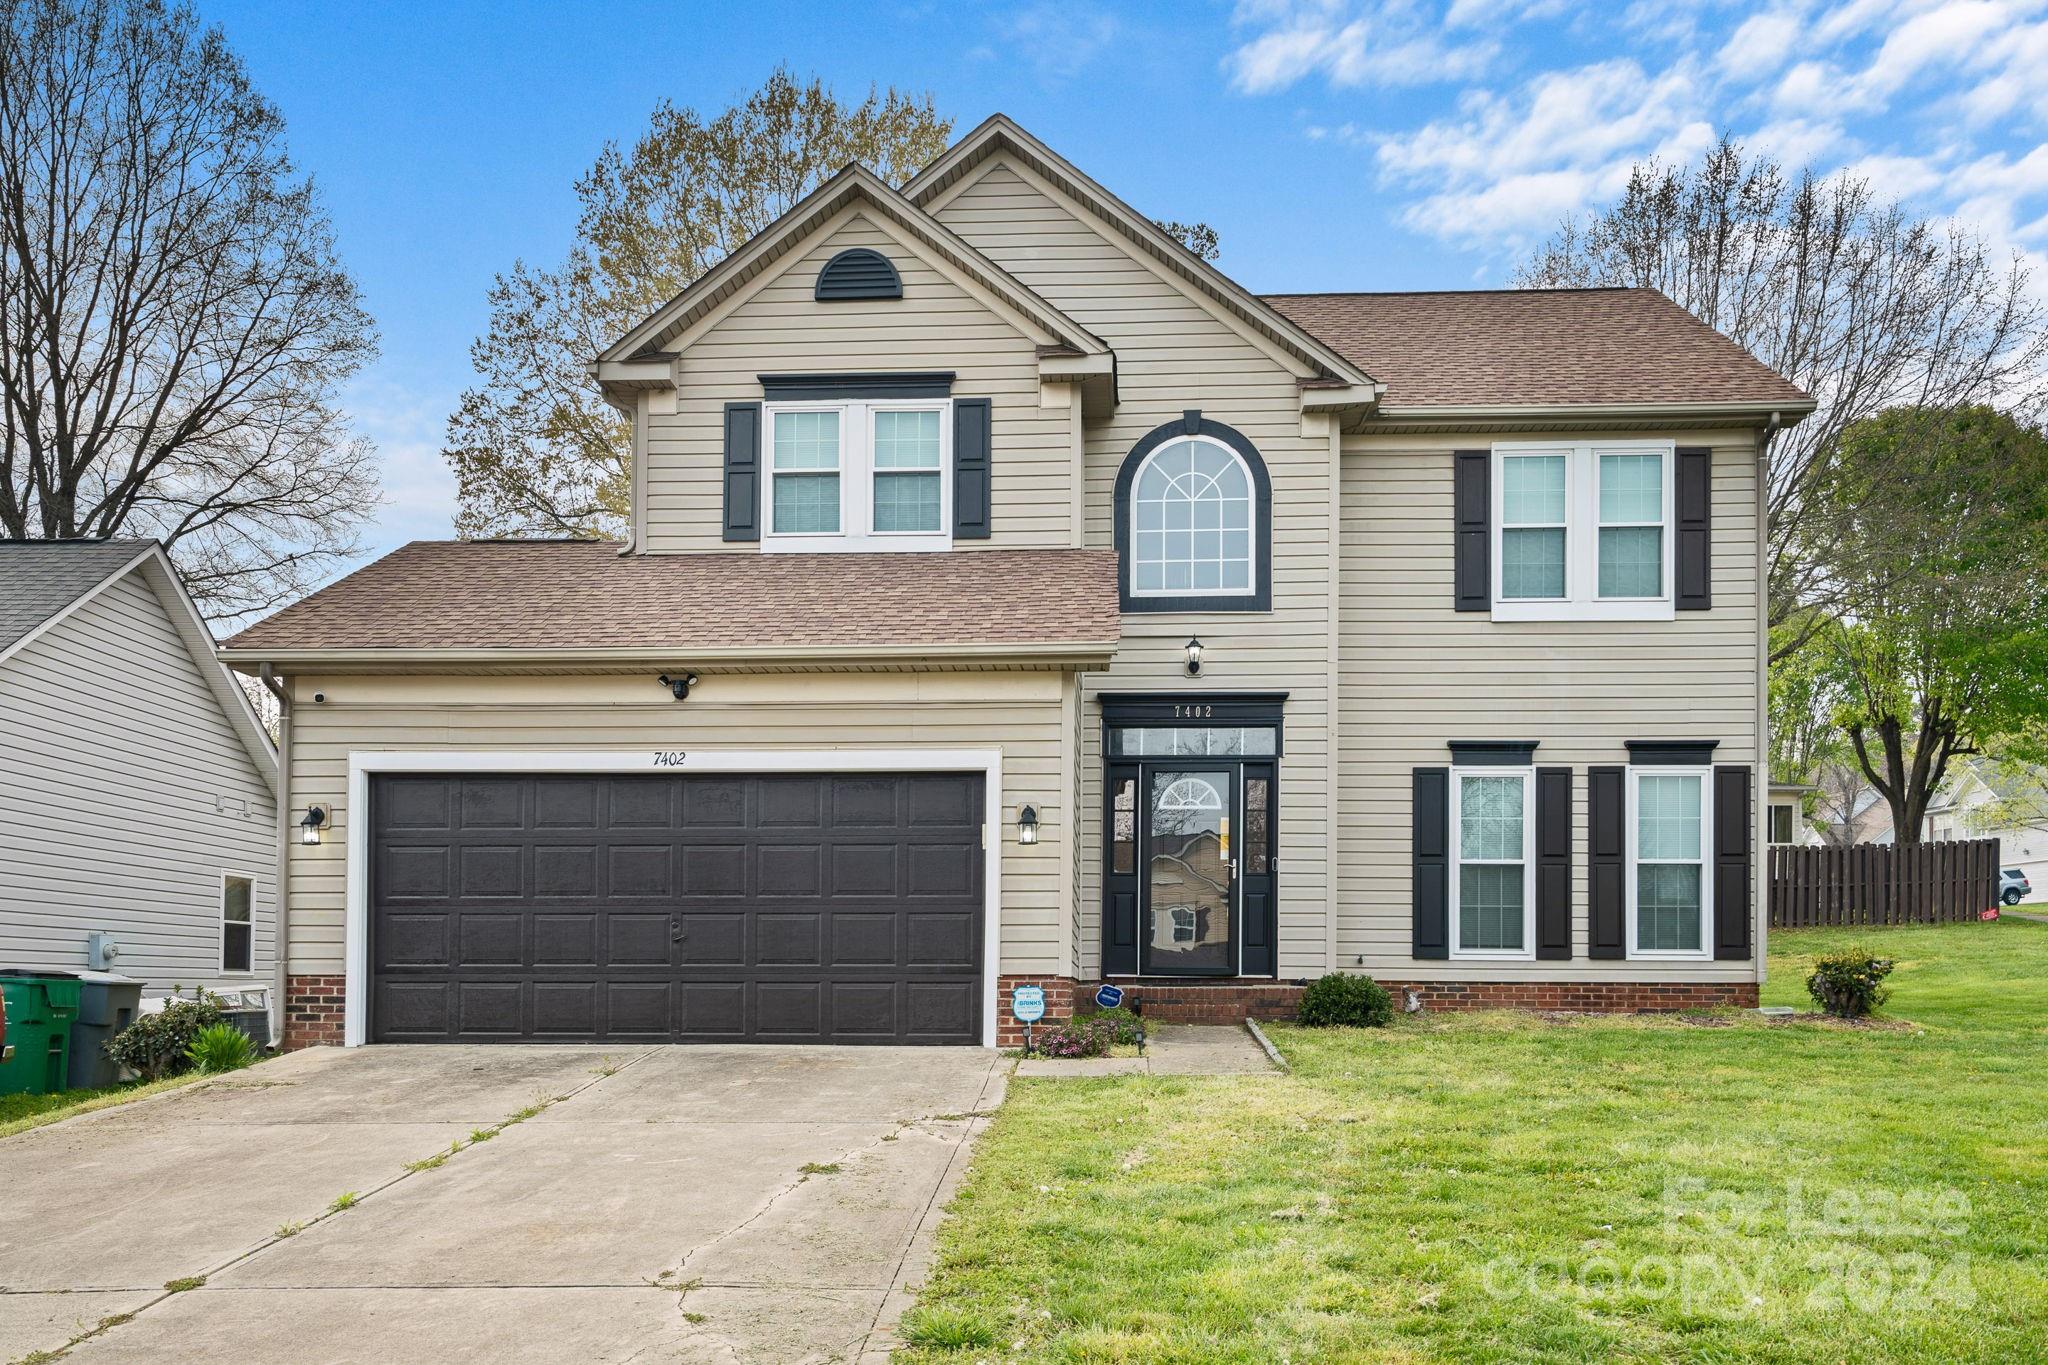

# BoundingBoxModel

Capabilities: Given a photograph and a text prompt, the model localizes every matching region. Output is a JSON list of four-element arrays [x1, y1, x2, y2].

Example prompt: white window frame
[[220, 870, 258, 975], [1768, 802, 1795, 845], [761, 399, 953, 552], [1448, 766, 1537, 962], [1492, 440, 1676, 622], [1626, 766, 1715, 961], [1127, 434, 1259, 600]]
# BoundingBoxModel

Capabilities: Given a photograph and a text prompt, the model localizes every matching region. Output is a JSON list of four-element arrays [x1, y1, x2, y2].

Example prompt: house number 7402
[[652, 751, 688, 767], [1172, 704, 1213, 719]]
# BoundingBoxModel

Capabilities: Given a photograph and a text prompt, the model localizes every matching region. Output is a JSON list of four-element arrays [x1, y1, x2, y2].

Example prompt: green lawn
[[902, 920, 2048, 1363], [0, 1072, 215, 1140]]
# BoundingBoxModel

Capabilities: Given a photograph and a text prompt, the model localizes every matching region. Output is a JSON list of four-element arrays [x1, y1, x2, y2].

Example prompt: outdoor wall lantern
[[658, 672, 699, 701], [1184, 636, 1204, 677], [1018, 805, 1041, 845], [299, 806, 328, 846]]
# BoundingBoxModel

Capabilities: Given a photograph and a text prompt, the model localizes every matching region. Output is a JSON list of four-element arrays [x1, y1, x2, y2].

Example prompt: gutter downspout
[[259, 665, 290, 1048], [1755, 413, 1780, 990]]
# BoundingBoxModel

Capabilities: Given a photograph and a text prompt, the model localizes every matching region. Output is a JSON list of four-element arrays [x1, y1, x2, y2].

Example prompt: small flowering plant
[[1806, 948, 1896, 1018], [1027, 1016, 1121, 1058]]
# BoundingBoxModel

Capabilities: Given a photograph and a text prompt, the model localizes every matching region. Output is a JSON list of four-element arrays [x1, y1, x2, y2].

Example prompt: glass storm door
[[1141, 768, 1238, 975]]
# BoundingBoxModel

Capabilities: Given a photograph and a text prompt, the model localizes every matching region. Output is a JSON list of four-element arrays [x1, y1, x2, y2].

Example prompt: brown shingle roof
[[222, 542, 1121, 657], [1262, 287, 1811, 410]]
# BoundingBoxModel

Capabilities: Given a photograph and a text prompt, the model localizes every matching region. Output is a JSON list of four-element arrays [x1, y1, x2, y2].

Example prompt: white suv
[[2001, 868, 2031, 906]]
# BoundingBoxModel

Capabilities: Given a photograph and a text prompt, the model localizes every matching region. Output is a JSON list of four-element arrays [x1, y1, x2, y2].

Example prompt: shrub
[[185, 1022, 256, 1074], [1028, 1016, 1118, 1058], [1297, 973, 1394, 1028], [104, 998, 224, 1080], [1076, 1004, 1146, 1044], [1807, 949, 1895, 1018]]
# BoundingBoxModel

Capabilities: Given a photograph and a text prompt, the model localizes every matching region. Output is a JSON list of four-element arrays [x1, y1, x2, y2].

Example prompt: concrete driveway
[[0, 1044, 1006, 1364]]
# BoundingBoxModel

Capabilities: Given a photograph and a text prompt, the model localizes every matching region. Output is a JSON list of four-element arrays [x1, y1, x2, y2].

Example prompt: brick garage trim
[[284, 975, 346, 1049]]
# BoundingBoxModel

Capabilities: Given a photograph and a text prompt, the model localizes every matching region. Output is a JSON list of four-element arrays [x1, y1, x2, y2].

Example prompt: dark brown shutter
[[1676, 446, 1711, 610], [1413, 767, 1450, 958], [1454, 450, 1490, 611], [1536, 766, 1573, 960], [953, 398, 992, 540], [1588, 765, 1626, 959], [1714, 765, 1753, 959], [722, 402, 761, 542]]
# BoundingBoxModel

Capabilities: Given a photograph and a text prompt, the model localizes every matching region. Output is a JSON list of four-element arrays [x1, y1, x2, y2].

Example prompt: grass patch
[[903, 920, 2048, 1362], [161, 1276, 205, 1293], [274, 1221, 303, 1239], [0, 1072, 212, 1140], [326, 1191, 359, 1213], [799, 1161, 842, 1176]]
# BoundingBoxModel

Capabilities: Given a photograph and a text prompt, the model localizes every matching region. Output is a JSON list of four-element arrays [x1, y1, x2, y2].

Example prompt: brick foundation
[[283, 974, 346, 1049], [999, 976, 1757, 1042], [1375, 980, 1760, 1013]]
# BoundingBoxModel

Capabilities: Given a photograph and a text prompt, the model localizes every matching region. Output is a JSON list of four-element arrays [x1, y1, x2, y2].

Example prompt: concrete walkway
[[0, 1043, 1006, 1364], [1014, 1023, 1281, 1078]]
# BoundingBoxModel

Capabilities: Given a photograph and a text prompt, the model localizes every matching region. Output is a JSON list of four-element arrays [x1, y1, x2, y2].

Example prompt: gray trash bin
[[67, 970, 145, 1089]]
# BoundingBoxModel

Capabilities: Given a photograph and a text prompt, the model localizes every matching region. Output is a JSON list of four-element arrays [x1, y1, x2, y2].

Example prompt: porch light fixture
[[658, 672, 698, 702], [1184, 636, 1204, 677], [1018, 805, 1040, 845], [299, 806, 328, 846]]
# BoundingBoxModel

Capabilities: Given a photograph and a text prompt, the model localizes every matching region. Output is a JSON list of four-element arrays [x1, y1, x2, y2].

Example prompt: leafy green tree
[[1817, 406, 2048, 842], [1768, 615, 1849, 787], [445, 70, 951, 539]]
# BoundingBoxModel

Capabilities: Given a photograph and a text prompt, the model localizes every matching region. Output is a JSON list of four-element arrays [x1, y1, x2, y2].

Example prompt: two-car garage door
[[368, 772, 984, 1044]]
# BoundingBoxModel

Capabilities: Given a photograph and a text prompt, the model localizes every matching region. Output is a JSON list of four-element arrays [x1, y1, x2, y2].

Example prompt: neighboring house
[[1925, 759, 2039, 900], [1, 540, 279, 1019], [220, 116, 1812, 1050], [1808, 783, 1896, 848], [1767, 783, 1813, 846]]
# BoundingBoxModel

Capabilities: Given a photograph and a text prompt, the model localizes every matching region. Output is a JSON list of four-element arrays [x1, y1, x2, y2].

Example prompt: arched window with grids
[[1113, 415, 1271, 611]]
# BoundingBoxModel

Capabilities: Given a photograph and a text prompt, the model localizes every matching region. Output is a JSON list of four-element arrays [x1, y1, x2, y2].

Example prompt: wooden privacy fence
[[1769, 838, 2001, 928]]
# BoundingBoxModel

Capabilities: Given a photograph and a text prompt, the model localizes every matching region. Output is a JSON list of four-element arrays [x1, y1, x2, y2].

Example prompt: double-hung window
[[1493, 441, 1675, 620], [1449, 768, 1535, 959], [221, 873, 254, 973], [764, 400, 950, 550], [1627, 768, 1713, 959]]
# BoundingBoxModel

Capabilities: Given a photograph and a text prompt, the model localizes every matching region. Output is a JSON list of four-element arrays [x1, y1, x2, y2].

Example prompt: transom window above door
[[1493, 440, 1676, 621], [764, 399, 951, 551], [1130, 437, 1255, 596]]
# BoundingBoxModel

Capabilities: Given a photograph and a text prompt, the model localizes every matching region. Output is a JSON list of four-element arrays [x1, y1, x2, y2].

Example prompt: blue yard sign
[[1011, 984, 1046, 1024], [1094, 983, 1124, 1009]]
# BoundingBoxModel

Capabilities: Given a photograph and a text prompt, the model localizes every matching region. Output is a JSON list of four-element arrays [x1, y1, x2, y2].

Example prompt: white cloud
[[996, 3, 1121, 83], [1226, 0, 1501, 92], [1717, 10, 1802, 81], [1227, 0, 2048, 277], [344, 376, 459, 554]]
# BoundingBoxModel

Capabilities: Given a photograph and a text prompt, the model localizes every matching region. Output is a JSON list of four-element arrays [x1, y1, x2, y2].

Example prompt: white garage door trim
[[344, 748, 1005, 1048]]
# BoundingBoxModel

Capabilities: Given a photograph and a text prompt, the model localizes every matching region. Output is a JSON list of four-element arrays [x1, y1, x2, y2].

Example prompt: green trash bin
[[0, 972, 83, 1096]]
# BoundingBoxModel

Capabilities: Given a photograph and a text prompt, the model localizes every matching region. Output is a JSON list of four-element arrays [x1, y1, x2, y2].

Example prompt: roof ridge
[[1262, 286, 1650, 299]]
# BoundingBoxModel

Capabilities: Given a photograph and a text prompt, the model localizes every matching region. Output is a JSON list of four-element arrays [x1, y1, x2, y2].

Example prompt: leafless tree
[[1519, 136, 2048, 658], [0, 0, 378, 623]]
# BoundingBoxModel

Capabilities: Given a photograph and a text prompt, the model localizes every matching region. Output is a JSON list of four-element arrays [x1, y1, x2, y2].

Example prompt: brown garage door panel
[[369, 774, 984, 1044]]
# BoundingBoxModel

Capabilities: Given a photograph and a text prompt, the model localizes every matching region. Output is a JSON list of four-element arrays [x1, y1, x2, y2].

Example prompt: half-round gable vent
[[815, 247, 903, 301]]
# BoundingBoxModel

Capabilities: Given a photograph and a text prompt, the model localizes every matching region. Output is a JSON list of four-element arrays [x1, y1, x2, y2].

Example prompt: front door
[[1141, 767, 1237, 975]]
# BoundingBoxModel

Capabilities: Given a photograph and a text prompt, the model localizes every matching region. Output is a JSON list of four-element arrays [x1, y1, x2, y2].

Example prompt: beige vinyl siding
[[642, 211, 1075, 553], [1337, 430, 1763, 981], [935, 158, 1335, 978], [281, 670, 1072, 979], [0, 571, 277, 996]]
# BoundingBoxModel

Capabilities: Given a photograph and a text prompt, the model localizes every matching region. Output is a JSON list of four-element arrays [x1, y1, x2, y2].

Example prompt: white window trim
[[1492, 440, 1676, 622], [1626, 766, 1715, 961], [1127, 434, 1259, 600], [220, 869, 259, 976], [1448, 766, 1537, 962], [761, 399, 952, 551]]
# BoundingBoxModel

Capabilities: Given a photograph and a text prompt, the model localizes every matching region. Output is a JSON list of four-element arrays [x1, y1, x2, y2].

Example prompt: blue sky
[[190, 0, 2048, 569]]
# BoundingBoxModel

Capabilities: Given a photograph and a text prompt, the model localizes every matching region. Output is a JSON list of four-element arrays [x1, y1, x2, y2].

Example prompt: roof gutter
[[1369, 399, 1817, 425], [219, 638, 1122, 673]]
